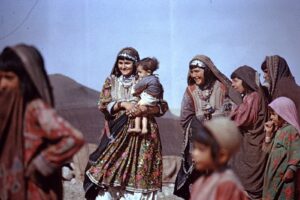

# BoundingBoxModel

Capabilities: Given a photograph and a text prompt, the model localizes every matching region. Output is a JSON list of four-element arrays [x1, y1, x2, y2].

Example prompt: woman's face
[[191, 141, 215, 171], [263, 69, 270, 83], [0, 71, 20, 92], [118, 59, 134, 77], [232, 77, 245, 94], [190, 67, 205, 86]]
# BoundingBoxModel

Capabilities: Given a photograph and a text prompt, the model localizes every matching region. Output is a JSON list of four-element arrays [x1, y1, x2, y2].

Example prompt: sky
[[1, 0, 300, 115]]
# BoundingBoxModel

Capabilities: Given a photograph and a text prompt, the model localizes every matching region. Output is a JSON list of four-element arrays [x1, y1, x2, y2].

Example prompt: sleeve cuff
[[106, 101, 117, 115], [288, 165, 297, 172], [33, 154, 57, 176]]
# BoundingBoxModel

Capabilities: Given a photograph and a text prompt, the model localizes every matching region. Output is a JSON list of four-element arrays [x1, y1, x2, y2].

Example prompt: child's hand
[[283, 168, 295, 183], [264, 121, 275, 137]]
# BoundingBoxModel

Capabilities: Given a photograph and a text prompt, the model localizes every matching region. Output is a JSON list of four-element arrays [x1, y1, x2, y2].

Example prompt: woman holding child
[[84, 47, 167, 200]]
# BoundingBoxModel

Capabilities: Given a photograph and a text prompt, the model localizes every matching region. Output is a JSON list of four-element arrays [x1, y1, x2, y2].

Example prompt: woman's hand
[[120, 102, 135, 112], [283, 168, 295, 182]]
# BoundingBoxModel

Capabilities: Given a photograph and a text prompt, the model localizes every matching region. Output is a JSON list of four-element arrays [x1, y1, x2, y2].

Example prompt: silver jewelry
[[190, 59, 206, 68], [118, 52, 138, 62]]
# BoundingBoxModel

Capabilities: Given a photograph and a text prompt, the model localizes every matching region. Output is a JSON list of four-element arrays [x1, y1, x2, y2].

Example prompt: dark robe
[[229, 66, 268, 200]]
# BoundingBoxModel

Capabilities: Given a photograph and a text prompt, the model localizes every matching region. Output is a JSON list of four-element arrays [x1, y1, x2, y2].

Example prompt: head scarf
[[261, 55, 293, 98], [110, 47, 140, 77], [187, 55, 242, 105], [269, 97, 300, 133], [231, 65, 260, 92], [11, 44, 54, 106], [0, 44, 53, 199]]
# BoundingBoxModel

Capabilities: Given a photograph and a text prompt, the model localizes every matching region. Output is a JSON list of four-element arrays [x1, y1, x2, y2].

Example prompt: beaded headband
[[190, 59, 206, 68], [118, 52, 138, 62]]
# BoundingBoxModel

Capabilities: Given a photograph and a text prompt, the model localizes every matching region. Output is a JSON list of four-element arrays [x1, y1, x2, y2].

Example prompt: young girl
[[190, 117, 248, 200], [263, 97, 300, 200], [128, 57, 164, 134]]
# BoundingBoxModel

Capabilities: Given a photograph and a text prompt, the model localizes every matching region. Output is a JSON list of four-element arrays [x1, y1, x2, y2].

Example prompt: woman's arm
[[283, 128, 300, 182], [231, 92, 260, 127], [126, 100, 168, 118], [180, 89, 195, 130], [26, 100, 84, 177]]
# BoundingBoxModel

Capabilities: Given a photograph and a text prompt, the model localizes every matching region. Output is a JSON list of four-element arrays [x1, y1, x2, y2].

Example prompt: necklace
[[198, 87, 213, 101], [118, 75, 135, 88]]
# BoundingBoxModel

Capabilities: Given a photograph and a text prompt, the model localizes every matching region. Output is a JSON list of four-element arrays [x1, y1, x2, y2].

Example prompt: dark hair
[[261, 60, 267, 72], [188, 64, 217, 88], [190, 118, 220, 163], [0, 48, 39, 103], [230, 72, 255, 94], [112, 47, 140, 77], [268, 107, 285, 122], [136, 57, 159, 73]]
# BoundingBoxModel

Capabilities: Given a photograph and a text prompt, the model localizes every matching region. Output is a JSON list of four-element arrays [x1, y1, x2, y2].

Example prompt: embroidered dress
[[0, 44, 84, 200], [25, 100, 84, 200], [86, 74, 163, 194]]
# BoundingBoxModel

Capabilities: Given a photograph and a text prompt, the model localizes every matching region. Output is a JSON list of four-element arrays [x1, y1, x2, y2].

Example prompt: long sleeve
[[26, 100, 84, 176], [216, 181, 249, 200], [180, 88, 195, 129], [98, 77, 116, 116], [231, 92, 260, 128], [132, 78, 148, 96], [285, 128, 300, 169]]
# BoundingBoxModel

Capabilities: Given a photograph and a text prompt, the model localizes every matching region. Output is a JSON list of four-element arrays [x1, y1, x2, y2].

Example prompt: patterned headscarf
[[269, 97, 300, 133]]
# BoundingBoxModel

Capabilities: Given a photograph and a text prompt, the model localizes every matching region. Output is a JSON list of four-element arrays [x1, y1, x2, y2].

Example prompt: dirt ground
[[63, 180, 183, 200]]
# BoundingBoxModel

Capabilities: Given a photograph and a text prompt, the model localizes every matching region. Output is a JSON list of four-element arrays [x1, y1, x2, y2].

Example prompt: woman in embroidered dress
[[262, 97, 300, 200], [230, 65, 268, 200], [84, 47, 167, 200], [0, 44, 84, 199], [174, 55, 242, 200]]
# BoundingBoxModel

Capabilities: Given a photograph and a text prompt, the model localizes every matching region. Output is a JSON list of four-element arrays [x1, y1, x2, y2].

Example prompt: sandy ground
[[63, 180, 183, 200]]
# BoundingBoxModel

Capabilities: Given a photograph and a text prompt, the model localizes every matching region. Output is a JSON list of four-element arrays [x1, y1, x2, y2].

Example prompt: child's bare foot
[[141, 129, 148, 134], [128, 128, 142, 133]]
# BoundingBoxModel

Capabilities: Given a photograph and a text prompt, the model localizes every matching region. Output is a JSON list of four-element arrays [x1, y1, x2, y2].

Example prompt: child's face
[[191, 141, 215, 171], [137, 65, 150, 78], [270, 110, 284, 128]]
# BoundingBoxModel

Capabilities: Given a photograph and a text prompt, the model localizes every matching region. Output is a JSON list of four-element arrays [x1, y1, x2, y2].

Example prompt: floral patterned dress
[[25, 99, 84, 200], [86, 75, 162, 193], [263, 123, 300, 200]]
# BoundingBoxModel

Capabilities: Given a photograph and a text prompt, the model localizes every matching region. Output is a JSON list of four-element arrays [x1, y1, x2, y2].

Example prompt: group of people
[[174, 54, 300, 200], [0, 43, 300, 200]]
